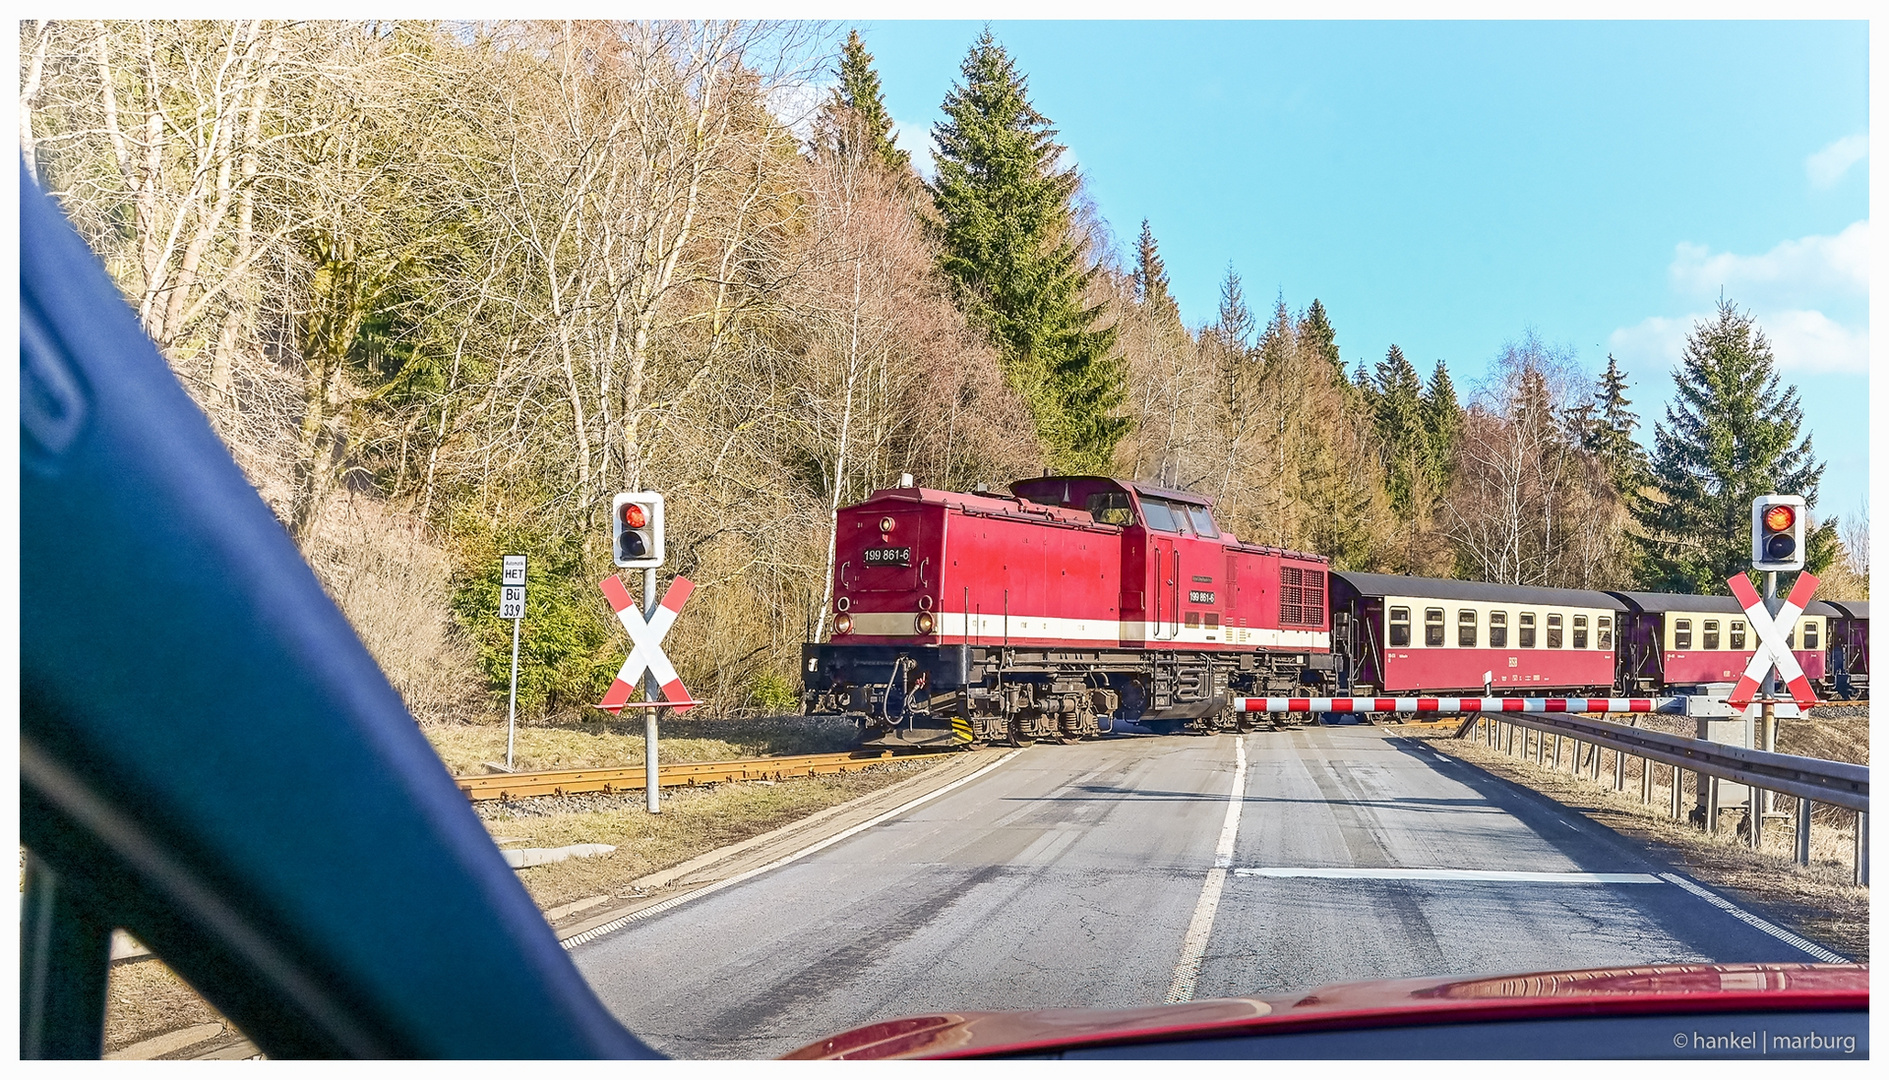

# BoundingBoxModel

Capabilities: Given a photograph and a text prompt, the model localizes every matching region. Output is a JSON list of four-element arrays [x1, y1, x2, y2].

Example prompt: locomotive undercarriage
[[802, 643, 1333, 748]]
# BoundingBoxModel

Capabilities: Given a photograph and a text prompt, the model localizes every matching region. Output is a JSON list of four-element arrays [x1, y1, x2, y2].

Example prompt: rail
[[1459, 711, 1868, 886], [453, 750, 936, 802]]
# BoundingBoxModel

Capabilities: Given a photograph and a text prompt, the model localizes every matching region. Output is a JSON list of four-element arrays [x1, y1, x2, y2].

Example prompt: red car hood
[[782, 963, 1868, 1060]]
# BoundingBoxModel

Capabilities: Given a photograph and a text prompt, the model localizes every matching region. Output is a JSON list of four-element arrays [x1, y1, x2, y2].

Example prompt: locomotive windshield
[[1085, 491, 1135, 526], [1141, 499, 1182, 532]]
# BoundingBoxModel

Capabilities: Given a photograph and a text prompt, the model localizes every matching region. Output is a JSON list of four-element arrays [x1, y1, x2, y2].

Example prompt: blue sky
[[848, 20, 1870, 526]]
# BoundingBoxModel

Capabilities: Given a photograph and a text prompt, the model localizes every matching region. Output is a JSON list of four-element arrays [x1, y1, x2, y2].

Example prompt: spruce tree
[[1372, 344, 1425, 515], [1581, 353, 1652, 495], [931, 30, 1124, 471], [1133, 219, 1178, 322], [1420, 358, 1463, 493], [1633, 299, 1837, 593], [827, 30, 910, 174], [1209, 266, 1254, 353], [1300, 299, 1344, 387]]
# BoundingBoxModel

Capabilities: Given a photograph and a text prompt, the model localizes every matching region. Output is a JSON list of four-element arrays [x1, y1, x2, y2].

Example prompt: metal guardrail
[[454, 750, 929, 802], [1458, 710, 1868, 886]]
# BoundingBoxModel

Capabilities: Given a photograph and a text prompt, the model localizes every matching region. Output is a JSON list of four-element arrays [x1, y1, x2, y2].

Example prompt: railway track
[[453, 749, 944, 802]]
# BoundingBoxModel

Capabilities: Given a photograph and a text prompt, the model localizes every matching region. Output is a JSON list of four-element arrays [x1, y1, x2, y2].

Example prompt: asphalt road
[[572, 726, 1841, 1059]]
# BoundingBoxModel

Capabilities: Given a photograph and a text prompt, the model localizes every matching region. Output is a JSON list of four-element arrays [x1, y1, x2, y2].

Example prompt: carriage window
[[1186, 505, 1220, 538], [1546, 613, 1563, 649], [1573, 614, 1588, 649], [1389, 607, 1411, 647], [1703, 620, 1720, 650], [1489, 610, 1508, 648], [1085, 492, 1136, 527], [1140, 499, 1180, 532], [1597, 616, 1612, 649], [1730, 620, 1747, 650], [1425, 608, 1445, 647], [1518, 612, 1536, 648], [1674, 619, 1692, 650], [1803, 621, 1819, 650], [1458, 609, 1478, 647]]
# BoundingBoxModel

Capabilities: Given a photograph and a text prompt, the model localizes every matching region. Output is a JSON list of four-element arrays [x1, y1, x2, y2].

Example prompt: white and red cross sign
[[597, 575, 697, 713], [1725, 571, 1819, 709]]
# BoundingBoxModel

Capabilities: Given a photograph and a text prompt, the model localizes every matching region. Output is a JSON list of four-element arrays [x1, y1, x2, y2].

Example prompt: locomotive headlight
[[879, 515, 896, 535], [834, 613, 853, 635], [915, 611, 936, 634]]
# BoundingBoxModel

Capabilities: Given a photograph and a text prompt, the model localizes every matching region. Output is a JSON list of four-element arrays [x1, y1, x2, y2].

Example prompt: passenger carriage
[[1608, 592, 1830, 694], [1327, 573, 1623, 697], [1823, 599, 1868, 699]]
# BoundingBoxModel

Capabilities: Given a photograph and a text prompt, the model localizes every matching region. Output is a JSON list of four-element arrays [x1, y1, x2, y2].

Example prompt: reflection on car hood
[[782, 963, 1869, 1060]]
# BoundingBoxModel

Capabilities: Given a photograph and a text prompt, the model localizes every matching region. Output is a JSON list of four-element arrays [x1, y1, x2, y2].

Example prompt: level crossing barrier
[[1237, 697, 1868, 886]]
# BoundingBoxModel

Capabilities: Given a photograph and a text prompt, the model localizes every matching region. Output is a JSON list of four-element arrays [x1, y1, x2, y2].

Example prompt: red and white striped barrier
[[1234, 697, 1683, 715]]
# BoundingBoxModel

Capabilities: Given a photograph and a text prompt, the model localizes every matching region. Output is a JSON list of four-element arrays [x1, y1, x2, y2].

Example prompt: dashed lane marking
[[1165, 734, 1247, 1004]]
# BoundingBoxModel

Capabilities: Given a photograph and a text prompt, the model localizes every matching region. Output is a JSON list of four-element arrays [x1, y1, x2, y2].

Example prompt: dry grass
[[478, 758, 940, 911], [1425, 721, 1868, 962], [104, 956, 234, 1055], [422, 713, 865, 776]]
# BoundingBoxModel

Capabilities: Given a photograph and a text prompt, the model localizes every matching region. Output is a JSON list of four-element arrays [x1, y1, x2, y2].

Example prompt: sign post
[[501, 555, 527, 770]]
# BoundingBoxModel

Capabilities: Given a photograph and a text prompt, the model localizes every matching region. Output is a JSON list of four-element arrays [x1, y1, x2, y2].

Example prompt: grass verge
[[1420, 724, 1868, 962], [477, 757, 941, 912]]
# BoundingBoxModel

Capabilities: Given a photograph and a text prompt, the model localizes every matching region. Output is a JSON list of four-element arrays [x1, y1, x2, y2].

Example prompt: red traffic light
[[1763, 504, 1795, 533], [621, 503, 647, 529]]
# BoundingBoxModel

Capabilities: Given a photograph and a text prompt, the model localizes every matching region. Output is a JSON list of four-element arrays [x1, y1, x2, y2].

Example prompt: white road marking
[[1165, 735, 1247, 1004], [560, 750, 1024, 949], [1657, 873, 1849, 963], [1233, 867, 1662, 884]]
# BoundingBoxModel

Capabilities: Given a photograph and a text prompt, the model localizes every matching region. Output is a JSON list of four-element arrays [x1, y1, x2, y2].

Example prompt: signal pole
[[644, 566, 661, 814]]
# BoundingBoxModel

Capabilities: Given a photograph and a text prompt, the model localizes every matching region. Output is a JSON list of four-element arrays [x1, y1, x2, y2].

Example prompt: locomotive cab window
[[1186, 505, 1220, 538], [1731, 620, 1747, 649], [1597, 616, 1612, 649], [1085, 492, 1135, 527], [1572, 614, 1588, 649], [1803, 621, 1820, 650], [1546, 613, 1563, 649], [1389, 607, 1411, 647], [1489, 610, 1508, 648], [1141, 499, 1181, 532], [1703, 620, 1720, 650], [1518, 612, 1536, 648], [1457, 609, 1477, 647], [1674, 619, 1692, 650], [1424, 608, 1445, 647]]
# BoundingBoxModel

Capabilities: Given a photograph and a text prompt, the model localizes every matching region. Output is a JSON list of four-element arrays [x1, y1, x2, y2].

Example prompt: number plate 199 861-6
[[864, 546, 912, 567]]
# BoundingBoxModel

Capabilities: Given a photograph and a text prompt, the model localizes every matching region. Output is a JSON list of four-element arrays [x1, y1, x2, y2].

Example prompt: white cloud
[[1609, 307, 1868, 375], [1806, 133, 1867, 189], [1667, 220, 1867, 310]]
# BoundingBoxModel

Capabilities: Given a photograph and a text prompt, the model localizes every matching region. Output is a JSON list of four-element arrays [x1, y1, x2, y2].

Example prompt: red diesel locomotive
[[801, 475, 1334, 744]]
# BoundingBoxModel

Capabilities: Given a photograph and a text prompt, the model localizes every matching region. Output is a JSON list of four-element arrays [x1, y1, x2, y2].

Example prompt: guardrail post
[[1748, 790, 1763, 850], [1795, 796, 1812, 866], [1856, 813, 1869, 886], [1504, 722, 1513, 755], [1613, 746, 1624, 791], [1640, 756, 1651, 804], [1551, 733, 1561, 770], [1669, 765, 1682, 819], [1706, 775, 1720, 834]]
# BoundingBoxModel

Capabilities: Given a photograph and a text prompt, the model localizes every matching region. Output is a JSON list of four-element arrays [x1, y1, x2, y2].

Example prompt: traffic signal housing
[[1751, 493, 1806, 572], [612, 492, 665, 569]]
